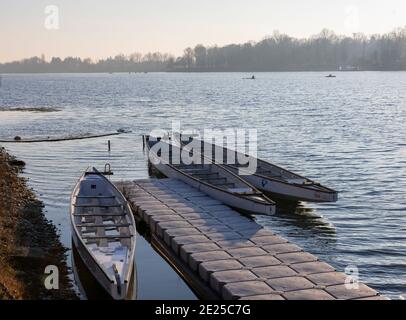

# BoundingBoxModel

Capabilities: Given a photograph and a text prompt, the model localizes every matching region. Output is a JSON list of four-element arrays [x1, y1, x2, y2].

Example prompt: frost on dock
[[117, 178, 386, 300]]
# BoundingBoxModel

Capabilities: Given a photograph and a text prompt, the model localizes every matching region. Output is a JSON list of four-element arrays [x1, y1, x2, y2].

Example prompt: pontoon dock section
[[116, 178, 386, 300]]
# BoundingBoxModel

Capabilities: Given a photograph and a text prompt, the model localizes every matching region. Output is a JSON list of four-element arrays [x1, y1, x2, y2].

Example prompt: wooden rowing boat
[[70, 167, 136, 300], [177, 135, 338, 203], [144, 135, 275, 215]]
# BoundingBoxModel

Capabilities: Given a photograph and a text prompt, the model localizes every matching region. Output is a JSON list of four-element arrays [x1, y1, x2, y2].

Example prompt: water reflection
[[273, 198, 337, 237]]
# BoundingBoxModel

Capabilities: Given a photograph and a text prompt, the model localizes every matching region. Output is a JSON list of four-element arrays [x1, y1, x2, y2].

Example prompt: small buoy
[[14, 136, 21, 141]]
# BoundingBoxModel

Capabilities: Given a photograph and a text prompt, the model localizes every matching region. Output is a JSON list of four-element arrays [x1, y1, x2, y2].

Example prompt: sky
[[0, 0, 405, 62]]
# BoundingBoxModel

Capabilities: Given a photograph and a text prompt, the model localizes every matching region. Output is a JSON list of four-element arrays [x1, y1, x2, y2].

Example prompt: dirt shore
[[0, 147, 77, 299]]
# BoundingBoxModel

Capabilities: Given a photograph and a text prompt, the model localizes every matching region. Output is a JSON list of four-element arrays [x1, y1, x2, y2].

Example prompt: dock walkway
[[118, 178, 385, 300]]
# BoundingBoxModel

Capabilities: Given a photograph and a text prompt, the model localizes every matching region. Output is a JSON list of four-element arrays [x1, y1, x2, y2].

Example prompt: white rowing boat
[[70, 167, 136, 300], [144, 135, 275, 215], [177, 134, 338, 203]]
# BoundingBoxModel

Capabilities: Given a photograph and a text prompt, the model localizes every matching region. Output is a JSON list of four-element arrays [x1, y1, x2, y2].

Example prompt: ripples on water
[[0, 72, 405, 299]]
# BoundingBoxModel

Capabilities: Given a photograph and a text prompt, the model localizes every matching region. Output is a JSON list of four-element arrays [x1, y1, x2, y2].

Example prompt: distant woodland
[[1, 28, 406, 73]]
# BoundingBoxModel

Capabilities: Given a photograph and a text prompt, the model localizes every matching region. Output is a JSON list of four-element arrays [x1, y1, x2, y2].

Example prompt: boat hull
[[228, 168, 338, 203], [70, 168, 136, 300]]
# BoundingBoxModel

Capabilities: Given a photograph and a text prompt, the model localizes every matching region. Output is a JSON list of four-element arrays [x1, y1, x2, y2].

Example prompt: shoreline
[[2, 70, 406, 75], [0, 147, 77, 299]]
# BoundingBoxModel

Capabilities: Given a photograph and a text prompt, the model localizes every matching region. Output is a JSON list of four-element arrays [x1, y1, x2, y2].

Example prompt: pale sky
[[0, 0, 405, 62]]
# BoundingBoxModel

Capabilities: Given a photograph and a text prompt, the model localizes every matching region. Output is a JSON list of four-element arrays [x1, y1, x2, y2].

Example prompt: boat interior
[[147, 137, 258, 194], [72, 172, 135, 282]]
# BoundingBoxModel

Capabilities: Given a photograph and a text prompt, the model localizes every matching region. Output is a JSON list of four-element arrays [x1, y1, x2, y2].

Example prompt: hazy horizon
[[1, 0, 406, 63], [2, 26, 406, 64]]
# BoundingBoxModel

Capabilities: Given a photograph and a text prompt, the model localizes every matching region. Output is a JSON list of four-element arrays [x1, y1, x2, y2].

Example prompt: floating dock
[[117, 178, 386, 300]]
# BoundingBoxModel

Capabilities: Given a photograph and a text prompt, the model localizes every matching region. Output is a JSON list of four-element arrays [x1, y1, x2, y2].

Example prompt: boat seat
[[178, 166, 207, 171], [182, 166, 212, 172], [175, 163, 205, 167], [218, 183, 236, 188], [76, 196, 116, 199], [192, 174, 219, 179], [191, 171, 217, 176], [81, 227, 128, 234], [229, 187, 254, 194], [82, 228, 114, 234], [76, 223, 131, 228], [86, 238, 130, 245], [74, 204, 122, 208], [74, 213, 127, 217], [200, 178, 228, 185], [82, 235, 132, 240]]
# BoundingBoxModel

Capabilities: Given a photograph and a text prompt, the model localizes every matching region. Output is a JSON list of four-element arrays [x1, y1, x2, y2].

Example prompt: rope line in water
[[0, 132, 127, 143]]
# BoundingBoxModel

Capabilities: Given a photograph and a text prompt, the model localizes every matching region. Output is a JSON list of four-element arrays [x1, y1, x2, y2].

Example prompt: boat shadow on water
[[261, 195, 337, 239], [71, 241, 137, 300]]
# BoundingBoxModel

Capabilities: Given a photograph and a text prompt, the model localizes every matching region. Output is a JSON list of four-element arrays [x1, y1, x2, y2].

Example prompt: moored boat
[[70, 167, 136, 300], [144, 135, 275, 215], [177, 135, 338, 203]]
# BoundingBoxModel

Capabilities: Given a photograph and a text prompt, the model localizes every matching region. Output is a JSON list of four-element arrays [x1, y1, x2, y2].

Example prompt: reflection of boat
[[176, 135, 338, 203], [143, 135, 275, 215], [256, 200, 337, 240], [70, 167, 136, 300], [326, 74, 336, 78]]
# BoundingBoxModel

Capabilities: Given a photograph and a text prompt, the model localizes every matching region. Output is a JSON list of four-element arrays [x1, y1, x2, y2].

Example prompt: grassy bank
[[0, 147, 77, 299]]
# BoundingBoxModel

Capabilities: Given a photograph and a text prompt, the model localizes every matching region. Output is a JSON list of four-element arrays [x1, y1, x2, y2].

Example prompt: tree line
[[1, 28, 406, 73]]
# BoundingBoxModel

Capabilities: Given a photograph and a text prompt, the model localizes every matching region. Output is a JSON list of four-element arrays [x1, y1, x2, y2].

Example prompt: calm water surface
[[0, 72, 405, 299]]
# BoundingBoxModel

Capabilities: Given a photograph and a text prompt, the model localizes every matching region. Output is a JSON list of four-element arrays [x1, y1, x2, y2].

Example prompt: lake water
[[0, 72, 405, 299]]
